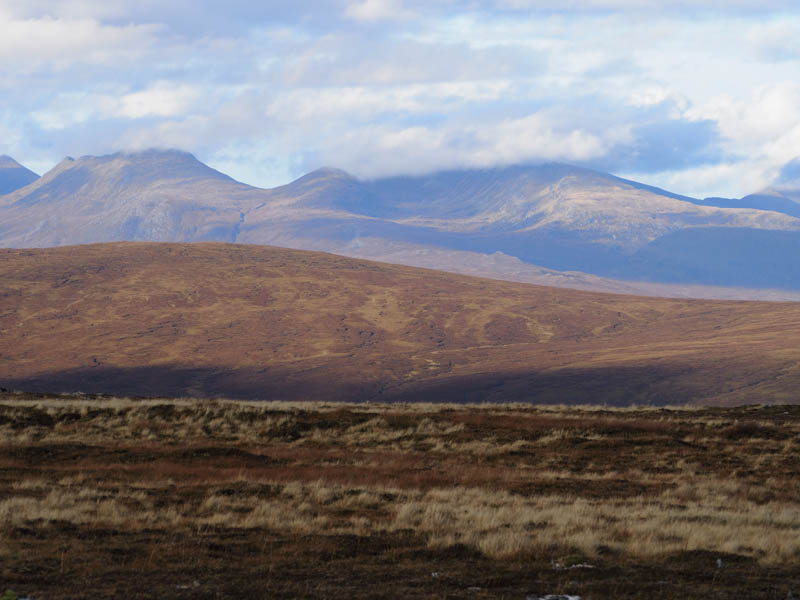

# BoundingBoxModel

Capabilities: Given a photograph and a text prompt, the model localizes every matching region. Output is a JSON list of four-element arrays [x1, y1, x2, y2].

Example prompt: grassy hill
[[1, 242, 799, 405]]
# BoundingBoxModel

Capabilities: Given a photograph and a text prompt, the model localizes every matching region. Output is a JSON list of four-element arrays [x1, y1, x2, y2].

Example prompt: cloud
[[0, 1, 348, 35], [776, 159, 800, 188], [119, 116, 214, 152], [0, 116, 22, 149], [31, 82, 202, 130], [626, 86, 688, 111], [0, 12, 162, 69], [603, 118, 722, 173], [748, 18, 800, 62], [685, 84, 800, 166], [303, 112, 607, 179], [117, 83, 200, 119], [276, 36, 543, 87], [635, 162, 767, 200], [344, 0, 417, 22], [625, 84, 800, 197], [265, 80, 515, 125], [5, 0, 800, 200], [490, 0, 800, 12]]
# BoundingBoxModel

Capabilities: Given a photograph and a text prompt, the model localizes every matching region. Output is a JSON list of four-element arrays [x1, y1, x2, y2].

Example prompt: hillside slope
[[1, 243, 799, 405]]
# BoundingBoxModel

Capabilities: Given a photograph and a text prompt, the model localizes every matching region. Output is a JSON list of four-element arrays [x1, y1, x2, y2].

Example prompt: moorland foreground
[[0, 393, 799, 599]]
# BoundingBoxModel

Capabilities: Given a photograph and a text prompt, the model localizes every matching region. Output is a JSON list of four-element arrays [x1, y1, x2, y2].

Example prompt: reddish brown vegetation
[[2, 242, 800, 405], [1, 394, 799, 599]]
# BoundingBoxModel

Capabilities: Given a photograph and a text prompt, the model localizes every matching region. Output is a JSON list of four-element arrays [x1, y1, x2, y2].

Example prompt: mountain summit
[[0, 150, 264, 247], [0, 155, 39, 195]]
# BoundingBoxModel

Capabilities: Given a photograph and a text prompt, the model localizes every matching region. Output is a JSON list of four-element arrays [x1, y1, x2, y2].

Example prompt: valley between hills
[[2, 242, 800, 406]]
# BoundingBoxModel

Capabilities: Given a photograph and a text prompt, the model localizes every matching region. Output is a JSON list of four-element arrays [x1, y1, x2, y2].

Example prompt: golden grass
[[3, 475, 797, 564], [2, 395, 799, 568]]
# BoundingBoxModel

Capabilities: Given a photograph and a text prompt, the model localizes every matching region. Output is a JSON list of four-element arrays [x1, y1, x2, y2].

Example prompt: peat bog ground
[[1, 392, 798, 599]]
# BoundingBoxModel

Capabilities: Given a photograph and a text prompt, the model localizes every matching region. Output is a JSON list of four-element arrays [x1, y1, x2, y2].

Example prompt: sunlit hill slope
[[1, 243, 799, 405]]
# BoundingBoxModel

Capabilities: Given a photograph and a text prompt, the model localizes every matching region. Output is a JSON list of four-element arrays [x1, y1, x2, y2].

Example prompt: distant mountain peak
[[104, 148, 199, 161], [278, 167, 357, 194], [300, 166, 355, 180], [0, 155, 39, 195], [0, 155, 23, 169], [0, 148, 263, 246], [46, 148, 238, 185], [51, 148, 212, 166], [71, 148, 203, 165]]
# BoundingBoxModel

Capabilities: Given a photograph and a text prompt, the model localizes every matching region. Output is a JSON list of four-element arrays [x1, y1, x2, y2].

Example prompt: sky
[[2, 1, 800, 198]]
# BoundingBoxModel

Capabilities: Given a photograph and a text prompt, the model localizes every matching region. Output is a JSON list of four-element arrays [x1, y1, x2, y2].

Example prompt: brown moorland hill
[[1, 242, 799, 405]]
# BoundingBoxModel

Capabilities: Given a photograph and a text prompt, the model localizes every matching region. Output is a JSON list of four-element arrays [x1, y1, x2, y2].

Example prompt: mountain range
[[2, 149, 800, 296]]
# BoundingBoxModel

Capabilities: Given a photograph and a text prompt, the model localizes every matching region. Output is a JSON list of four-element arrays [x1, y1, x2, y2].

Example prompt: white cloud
[[6, 0, 800, 199], [475, 113, 606, 165], [117, 82, 199, 119], [0, 13, 162, 68], [686, 84, 800, 160], [0, 114, 22, 148], [632, 162, 774, 200], [491, 0, 799, 10], [748, 18, 800, 61], [0, 0, 134, 20], [31, 82, 202, 131], [309, 112, 607, 179], [627, 85, 687, 112], [31, 93, 106, 129], [118, 115, 213, 151], [266, 80, 513, 124], [344, 0, 416, 22], [622, 85, 800, 196]]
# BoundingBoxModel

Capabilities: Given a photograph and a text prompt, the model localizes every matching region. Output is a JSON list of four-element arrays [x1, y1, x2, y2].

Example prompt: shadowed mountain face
[[0, 155, 39, 195], [2, 243, 800, 404], [2, 149, 800, 292]]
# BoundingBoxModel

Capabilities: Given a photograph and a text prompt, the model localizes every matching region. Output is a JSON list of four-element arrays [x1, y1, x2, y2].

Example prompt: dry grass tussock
[[1, 394, 799, 566], [2, 475, 797, 564], [394, 482, 800, 562]]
